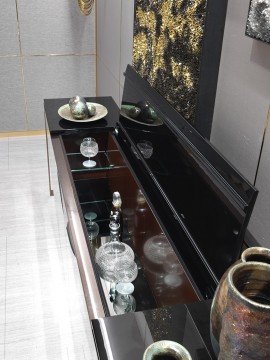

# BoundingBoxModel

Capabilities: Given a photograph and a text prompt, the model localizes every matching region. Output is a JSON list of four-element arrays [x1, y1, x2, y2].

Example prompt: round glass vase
[[95, 241, 134, 282]]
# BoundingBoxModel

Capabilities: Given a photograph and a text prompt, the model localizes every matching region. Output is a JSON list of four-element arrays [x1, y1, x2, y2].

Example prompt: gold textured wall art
[[133, 0, 207, 124], [77, 0, 94, 15]]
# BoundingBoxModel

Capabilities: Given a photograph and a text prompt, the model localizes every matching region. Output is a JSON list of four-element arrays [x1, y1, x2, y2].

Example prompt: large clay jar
[[210, 246, 270, 351], [218, 262, 270, 360]]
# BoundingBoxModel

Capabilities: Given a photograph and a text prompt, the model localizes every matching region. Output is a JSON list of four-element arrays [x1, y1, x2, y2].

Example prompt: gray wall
[[0, 0, 96, 132], [97, 0, 270, 247], [211, 0, 270, 247], [96, 0, 134, 106]]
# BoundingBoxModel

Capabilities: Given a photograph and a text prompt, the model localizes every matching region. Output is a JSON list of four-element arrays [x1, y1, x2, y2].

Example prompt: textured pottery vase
[[69, 96, 90, 119], [143, 340, 192, 360], [218, 262, 270, 360], [210, 246, 270, 350]]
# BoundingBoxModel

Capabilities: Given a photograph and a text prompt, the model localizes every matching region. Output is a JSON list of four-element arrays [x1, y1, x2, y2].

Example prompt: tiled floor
[[0, 135, 98, 360]]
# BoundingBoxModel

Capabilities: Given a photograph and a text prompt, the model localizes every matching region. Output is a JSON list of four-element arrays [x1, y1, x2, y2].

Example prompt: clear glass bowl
[[95, 242, 134, 282], [114, 258, 138, 283]]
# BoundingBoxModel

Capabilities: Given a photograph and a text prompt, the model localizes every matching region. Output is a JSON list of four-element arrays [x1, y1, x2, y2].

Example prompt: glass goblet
[[80, 137, 98, 168], [86, 220, 99, 241], [113, 282, 136, 315]]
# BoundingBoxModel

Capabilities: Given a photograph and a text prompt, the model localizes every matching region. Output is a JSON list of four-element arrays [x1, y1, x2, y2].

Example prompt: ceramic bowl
[[143, 340, 192, 360]]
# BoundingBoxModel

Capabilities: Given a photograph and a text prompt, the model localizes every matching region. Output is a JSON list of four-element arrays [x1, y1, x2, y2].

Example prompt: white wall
[[96, 0, 134, 106], [0, 0, 96, 132], [211, 0, 270, 246]]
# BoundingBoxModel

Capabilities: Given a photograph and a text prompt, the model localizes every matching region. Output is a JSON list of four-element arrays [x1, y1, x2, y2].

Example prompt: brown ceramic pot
[[210, 246, 270, 349], [218, 262, 270, 360]]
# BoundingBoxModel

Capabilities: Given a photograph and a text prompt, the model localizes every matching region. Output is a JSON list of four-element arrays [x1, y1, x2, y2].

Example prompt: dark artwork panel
[[246, 0, 270, 44], [133, 0, 208, 124]]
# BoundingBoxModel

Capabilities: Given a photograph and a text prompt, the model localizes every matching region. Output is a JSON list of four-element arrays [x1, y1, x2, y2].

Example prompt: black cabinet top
[[117, 66, 258, 284], [92, 300, 216, 360], [44, 96, 119, 135]]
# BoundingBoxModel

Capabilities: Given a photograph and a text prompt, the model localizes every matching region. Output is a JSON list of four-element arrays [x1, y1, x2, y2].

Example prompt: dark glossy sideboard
[[44, 87, 257, 359], [44, 96, 202, 319], [44, 96, 215, 359]]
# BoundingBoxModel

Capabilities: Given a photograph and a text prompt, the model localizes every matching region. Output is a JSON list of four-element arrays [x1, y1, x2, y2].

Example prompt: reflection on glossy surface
[[137, 140, 154, 159], [86, 220, 99, 241], [121, 104, 163, 127], [119, 66, 257, 289], [143, 234, 173, 265], [120, 101, 244, 280], [123, 208, 135, 240]]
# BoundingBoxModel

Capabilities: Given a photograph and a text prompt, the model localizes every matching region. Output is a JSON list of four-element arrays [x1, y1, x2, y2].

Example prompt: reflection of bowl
[[164, 274, 183, 288], [143, 340, 192, 360], [143, 234, 172, 265], [137, 141, 153, 159], [120, 104, 163, 127], [136, 101, 157, 124], [163, 253, 184, 275], [128, 106, 141, 118]]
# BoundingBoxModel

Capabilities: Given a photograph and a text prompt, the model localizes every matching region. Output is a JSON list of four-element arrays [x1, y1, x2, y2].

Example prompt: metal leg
[[44, 111, 54, 196]]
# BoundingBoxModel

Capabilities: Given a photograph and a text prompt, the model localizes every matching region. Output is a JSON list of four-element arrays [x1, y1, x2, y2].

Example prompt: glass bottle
[[109, 220, 120, 242], [134, 189, 149, 256], [110, 191, 123, 239]]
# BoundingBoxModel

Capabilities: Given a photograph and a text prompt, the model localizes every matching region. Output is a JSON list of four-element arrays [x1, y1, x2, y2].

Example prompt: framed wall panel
[[133, 0, 228, 139]]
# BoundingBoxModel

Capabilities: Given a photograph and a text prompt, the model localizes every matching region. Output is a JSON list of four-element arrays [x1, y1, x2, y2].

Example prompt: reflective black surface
[[64, 129, 203, 312], [118, 66, 258, 282], [44, 96, 119, 135], [92, 300, 215, 360], [60, 130, 200, 315]]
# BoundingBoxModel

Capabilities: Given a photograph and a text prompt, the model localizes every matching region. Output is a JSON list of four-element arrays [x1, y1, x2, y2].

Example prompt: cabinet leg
[[45, 112, 54, 197]]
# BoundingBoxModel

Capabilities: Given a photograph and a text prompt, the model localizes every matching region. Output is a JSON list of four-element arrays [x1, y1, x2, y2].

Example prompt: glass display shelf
[[87, 233, 157, 316], [64, 130, 201, 317], [67, 150, 126, 173], [74, 174, 200, 316]]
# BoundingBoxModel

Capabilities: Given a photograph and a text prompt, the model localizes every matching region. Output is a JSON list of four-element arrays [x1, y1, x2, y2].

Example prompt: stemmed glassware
[[80, 137, 98, 168], [113, 282, 136, 315], [86, 219, 99, 241]]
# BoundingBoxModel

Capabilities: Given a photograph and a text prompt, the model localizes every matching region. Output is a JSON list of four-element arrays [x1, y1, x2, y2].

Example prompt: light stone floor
[[0, 135, 98, 360]]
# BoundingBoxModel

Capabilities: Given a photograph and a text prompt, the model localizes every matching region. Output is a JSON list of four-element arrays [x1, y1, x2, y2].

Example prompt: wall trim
[[0, 130, 45, 138]]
